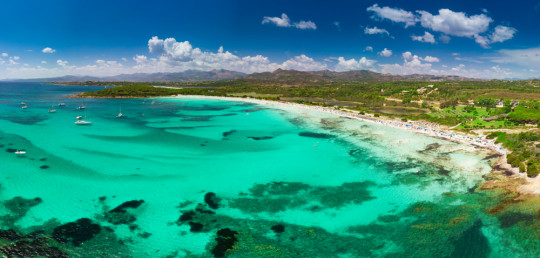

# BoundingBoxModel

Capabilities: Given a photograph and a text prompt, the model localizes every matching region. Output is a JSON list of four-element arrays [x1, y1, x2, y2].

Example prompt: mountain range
[[4, 68, 479, 83]]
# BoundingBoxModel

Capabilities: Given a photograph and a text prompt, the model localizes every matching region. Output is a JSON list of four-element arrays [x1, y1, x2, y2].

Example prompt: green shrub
[[519, 163, 526, 173]]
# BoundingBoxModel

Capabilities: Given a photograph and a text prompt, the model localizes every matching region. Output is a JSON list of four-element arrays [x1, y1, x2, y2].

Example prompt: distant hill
[[244, 69, 480, 83], [4, 68, 480, 84], [5, 69, 246, 83]]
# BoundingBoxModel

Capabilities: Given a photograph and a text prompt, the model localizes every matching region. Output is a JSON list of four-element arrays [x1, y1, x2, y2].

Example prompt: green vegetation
[[80, 85, 182, 97], [487, 131, 540, 177]]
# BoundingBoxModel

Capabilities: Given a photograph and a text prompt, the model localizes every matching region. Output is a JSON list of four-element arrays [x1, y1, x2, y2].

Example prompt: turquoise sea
[[0, 82, 539, 257]]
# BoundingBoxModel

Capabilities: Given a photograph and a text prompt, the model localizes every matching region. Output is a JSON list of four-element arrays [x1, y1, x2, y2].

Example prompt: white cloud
[[417, 9, 492, 38], [365, 46, 373, 52], [367, 5, 515, 48], [133, 55, 148, 64], [421, 56, 440, 62], [96, 59, 106, 64], [364, 26, 390, 36], [294, 20, 317, 30], [13, 56, 20, 60], [262, 13, 317, 30], [489, 25, 517, 43], [378, 48, 392, 57], [41, 61, 47, 64], [411, 31, 435, 44], [281, 54, 326, 70], [367, 4, 417, 27], [1, 53, 7, 57], [490, 46, 540, 67], [334, 57, 376, 71], [42, 47, 56, 54], [57, 59, 69, 67], [380, 52, 434, 75]]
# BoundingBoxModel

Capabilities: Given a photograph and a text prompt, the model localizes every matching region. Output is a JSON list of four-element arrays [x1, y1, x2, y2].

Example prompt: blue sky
[[1, 0, 540, 79]]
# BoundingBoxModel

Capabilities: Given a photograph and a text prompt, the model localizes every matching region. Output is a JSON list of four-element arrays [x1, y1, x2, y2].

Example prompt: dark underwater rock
[[298, 132, 334, 139], [39, 165, 49, 169], [222, 130, 236, 138], [179, 211, 196, 222], [188, 222, 204, 232], [0, 229, 22, 241], [247, 136, 274, 140], [204, 192, 220, 209], [419, 143, 441, 153], [498, 212, 535, 228], [211, 228, 239, 257], [5, 148, 17, 153], [271, 224, 285, 233], [0, 240, 68, 258], [52, 218, 101, 246], [450, 220, 490, 258], [109, 200, 145, 213], [106, 200, 145, 225]]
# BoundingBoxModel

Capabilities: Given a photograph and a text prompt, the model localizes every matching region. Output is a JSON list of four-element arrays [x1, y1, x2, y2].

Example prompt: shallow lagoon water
[[0, 82, 538, 257]]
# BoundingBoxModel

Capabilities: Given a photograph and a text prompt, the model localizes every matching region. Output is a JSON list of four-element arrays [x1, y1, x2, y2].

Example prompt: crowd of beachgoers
[[173, 95, 506, 154]]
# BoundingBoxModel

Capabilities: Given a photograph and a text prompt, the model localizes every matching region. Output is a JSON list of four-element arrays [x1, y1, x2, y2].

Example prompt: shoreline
[[165, 94, 540, 196], [166, 94, 505, 154]]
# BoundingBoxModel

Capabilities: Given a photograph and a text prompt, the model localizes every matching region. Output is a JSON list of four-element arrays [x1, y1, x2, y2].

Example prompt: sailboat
[[116, 104, 123, 118], [48, 105, 57, 113], [75, 111, 92, 125], [58, 103, 66, 107], [77, 99, 86, 110]]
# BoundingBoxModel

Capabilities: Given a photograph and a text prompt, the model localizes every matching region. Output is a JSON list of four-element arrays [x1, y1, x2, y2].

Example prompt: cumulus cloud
[[421, 56, 440, 62], [381, 51, 435, 75], [367, 5, 516, 48], [42, 47, 56, 53], [364, 26, 390, 36], [281, 54, 326, 70], [417, 9, 492, 38], [411, 31, 435, 44], [41, 61, 47, 64], [56, 60, 69, 67], [365, 46, 373, 52], [367, 4, 417, 27], [262, 13, 317, 30], [13, 56, 20, 60], [489, 25, 517, 43], [334, 57, 376, 71], [1, 53, 7, 57], [378, 48, 392, 57]]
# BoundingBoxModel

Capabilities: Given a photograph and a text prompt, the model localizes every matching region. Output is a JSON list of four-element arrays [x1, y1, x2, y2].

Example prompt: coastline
[[165, 94, 540, 196]]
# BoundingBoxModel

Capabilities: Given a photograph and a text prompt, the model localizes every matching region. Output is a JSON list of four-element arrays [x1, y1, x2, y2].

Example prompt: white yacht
[[75, 120, 92, 125], [14, 150, 26, 155]]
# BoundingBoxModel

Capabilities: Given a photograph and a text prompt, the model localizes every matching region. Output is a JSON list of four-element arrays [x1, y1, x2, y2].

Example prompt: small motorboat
[[20, 102, 26, 105], [21, 105, 28, 109], [58, 103, 66, 106], [75, 120, 92, 125], [76, 115, 83, 119], [14, 150, 26, 155], [48, 109, 57, 113], [77, 105, 86, 110]]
